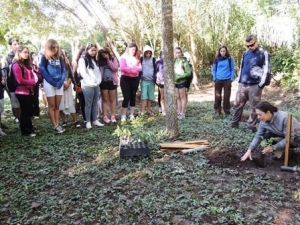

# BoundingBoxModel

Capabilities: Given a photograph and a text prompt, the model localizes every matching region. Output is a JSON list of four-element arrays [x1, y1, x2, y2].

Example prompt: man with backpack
[[231, 34, 271, 131], [3, 37, 21, 124]]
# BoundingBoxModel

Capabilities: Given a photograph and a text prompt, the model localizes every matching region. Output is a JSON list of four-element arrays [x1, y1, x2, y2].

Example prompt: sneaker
[[103, 116, 111, 123], [121, 115, 126, 122], [54, 125, 65, 134], [0, 129, 6, 136], [62, 122, 67, 127], [74, 121, 81, 128], [111, 115, 117, 123], [33, 116, 40, 119], [14, 118, 19, 123], [86, 122, 92, 129], [93, 120, 104, 127], [129, 114, 135, 121], [159, 107, 162, 113], [178, 113, 185, 119], [30, 133, 36, 137], [1, 123, 8, 129]]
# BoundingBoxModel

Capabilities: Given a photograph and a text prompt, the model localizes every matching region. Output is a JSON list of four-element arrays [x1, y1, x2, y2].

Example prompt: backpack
[[7, 62, 24, 92], [241, 48, 272, 86], [181, 59, 193, 91]]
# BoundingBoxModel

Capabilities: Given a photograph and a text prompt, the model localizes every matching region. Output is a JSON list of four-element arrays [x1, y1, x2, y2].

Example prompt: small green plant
[[112, 125, 131, 139], [260, 137, 275, 148]]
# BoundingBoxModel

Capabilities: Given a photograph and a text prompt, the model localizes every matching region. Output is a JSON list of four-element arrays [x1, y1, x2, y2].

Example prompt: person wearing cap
[[119, 43, 142, 121]]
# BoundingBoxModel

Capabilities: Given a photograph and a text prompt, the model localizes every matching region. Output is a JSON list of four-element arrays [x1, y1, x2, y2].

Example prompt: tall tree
[[161, 0, 179, 138]]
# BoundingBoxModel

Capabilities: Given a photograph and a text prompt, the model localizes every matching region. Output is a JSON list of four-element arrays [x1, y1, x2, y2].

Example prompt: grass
[[1, 87, 300, 224]]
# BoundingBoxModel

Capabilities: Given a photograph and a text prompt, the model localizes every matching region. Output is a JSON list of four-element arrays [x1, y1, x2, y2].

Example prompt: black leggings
[[120, 76, 140, 108]]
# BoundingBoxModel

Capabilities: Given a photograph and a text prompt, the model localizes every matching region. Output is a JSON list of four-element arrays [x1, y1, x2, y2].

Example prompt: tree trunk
[[161, 0, 179, 139]]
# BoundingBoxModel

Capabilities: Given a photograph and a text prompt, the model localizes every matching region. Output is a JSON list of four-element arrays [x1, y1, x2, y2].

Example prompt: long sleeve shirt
[[12, 63, 36, 95], [249, 111, 300, 151], [100, 57, 119, 86], [120, 54, 142, 77], [238, 47, 270, 88], [78, 58, 102, 87], [174, 57, 191, 84], [212, 57, 235, 81], [39, 55, 65, 89]]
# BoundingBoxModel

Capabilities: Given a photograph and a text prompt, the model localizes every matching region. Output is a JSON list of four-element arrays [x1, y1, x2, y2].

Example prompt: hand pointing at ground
[[241, 149, 253, 161]]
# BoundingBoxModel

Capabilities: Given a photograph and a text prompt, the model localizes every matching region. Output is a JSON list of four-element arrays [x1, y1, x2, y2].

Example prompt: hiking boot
[[111, 115, 116, 123], [103, 116, 111, 123], [0, 129, 6, 136], [93, 120, 104, 127]]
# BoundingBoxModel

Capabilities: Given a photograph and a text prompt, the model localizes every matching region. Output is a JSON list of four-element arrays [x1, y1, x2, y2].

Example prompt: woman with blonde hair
[[12, 46, 38, 136], [39, 39, 66, 133]]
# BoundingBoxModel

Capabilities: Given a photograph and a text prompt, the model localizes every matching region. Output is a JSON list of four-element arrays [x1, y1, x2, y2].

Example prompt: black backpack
[[7, 62, 24, 92]]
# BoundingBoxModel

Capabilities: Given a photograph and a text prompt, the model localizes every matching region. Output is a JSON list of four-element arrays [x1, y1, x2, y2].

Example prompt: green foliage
[[271, 49, 299, 74], [0, 97, 300, 224], [260, 137, 275, 148]]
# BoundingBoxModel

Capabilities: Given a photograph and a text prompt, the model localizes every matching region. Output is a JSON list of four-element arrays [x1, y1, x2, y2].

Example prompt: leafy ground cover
[[1, 84, 300, 224]]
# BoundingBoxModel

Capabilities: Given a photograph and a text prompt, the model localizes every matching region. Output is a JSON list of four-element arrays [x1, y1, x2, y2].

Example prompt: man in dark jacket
[[231, 34, 271, 131]]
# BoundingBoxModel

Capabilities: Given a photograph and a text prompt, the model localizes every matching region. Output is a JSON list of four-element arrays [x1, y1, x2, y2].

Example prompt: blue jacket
[[212, 57, 235, 81], [238, 47, 270, 88], [39, 55, 66, 89]]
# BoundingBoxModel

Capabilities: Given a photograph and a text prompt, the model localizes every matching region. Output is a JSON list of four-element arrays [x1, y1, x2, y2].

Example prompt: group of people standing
[[213, 34, 300, 163], [1, 34, 299, 165], [0, 39, 192, 137]]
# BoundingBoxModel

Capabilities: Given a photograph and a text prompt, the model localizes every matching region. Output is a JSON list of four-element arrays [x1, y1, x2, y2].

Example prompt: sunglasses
[[246, 41, 256, 48]]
